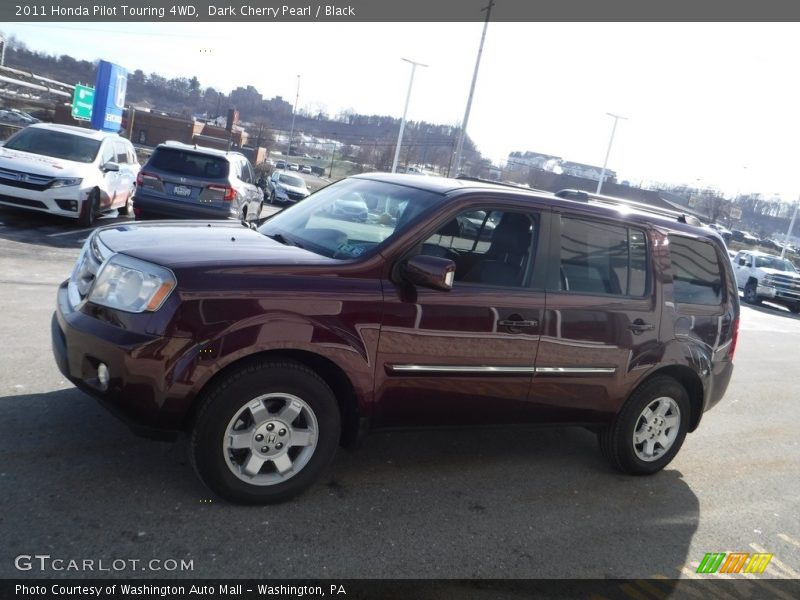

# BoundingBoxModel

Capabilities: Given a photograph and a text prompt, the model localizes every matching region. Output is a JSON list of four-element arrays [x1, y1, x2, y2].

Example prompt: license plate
[[173, 185, 191, 197]]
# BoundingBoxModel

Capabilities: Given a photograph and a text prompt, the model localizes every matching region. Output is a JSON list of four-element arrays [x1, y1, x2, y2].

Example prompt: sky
[[3, 21, 800, 200]]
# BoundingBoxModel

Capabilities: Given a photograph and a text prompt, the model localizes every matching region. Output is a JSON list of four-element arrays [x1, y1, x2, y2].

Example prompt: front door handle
[[629, 319, 655, 333]]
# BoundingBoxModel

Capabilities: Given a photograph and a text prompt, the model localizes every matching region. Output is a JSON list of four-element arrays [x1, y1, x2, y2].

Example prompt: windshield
[[4, 128, 101, 163], [258, 177, 444, 259], [755, 256, 797, 272], [278, 174, 306, 188]]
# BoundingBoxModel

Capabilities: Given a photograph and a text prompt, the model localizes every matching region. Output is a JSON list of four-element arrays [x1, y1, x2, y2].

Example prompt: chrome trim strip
[[535, 367, 617, 375], [386, 365, 616, 375], [387, 365, 535, 374]]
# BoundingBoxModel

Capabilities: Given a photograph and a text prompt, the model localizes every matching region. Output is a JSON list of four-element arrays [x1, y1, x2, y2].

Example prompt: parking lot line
[[777, 532, 800, 548]]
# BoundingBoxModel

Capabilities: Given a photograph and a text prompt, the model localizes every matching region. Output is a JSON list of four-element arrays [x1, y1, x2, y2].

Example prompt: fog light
[[97, 363, 109, 391]]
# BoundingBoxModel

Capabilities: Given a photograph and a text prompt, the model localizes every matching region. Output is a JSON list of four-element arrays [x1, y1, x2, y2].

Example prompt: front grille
[[0, 167, 53, 191], [287, 191, 306, 201], [0, 193, 47, 209]]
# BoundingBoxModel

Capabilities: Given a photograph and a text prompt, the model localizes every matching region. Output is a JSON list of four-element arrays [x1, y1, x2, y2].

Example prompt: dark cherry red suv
[[52, 174, 739, 504]]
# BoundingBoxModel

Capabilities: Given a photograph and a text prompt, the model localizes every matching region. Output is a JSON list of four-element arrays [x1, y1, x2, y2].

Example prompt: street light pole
[[391, 58, 428, 174], [452, 0, 494, 177], [286, 74, 300, 159], [781, 200, 799, 259], [596, 112, 627, 195]]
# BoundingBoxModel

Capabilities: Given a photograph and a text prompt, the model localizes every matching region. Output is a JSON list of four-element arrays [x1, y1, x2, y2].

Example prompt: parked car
[[0, 122, 139, 226], [132, 141, 263, 222], [274, 160, 287, 169], [52, 175, 739, 504], [267, 171, 310, 205], [330, 192, 369, 222], [708, 223, 732, 242], [731, 229, 759, 245], [288, 163, 300, 171], [0, 108, 39, 125], [301, 165, 312, 174]]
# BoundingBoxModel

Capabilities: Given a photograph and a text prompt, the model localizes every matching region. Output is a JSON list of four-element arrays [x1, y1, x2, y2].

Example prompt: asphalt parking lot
[[0, 208, 799, 590]]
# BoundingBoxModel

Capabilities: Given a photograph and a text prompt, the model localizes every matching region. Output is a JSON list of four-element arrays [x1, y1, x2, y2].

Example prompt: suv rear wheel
[[598, 376, 690, 475], [190, 360, 341, 504]]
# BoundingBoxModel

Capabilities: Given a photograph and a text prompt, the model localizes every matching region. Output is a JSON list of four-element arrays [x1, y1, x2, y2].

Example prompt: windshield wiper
[[266, 232, 305, 249], [267, 232, 294, 246]]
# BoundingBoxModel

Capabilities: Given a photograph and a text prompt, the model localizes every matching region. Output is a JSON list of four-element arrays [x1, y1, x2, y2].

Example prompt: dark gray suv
[[132, 142, 263, 221]]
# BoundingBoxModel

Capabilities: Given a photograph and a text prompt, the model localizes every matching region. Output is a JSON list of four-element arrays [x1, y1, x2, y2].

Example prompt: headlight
[[49, 177, 83, 188], [88, 254, 176, 313]]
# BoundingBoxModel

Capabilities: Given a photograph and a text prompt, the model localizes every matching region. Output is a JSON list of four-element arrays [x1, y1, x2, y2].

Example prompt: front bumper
[[0, 183, 89, 218], [51, 281, 185, 440]]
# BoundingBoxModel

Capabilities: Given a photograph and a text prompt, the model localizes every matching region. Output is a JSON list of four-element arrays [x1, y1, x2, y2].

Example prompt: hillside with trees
[[0, 34, 481, 174]]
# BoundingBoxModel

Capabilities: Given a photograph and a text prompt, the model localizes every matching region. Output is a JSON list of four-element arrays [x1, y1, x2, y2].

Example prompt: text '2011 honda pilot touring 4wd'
[[52, 174, 739, 504]]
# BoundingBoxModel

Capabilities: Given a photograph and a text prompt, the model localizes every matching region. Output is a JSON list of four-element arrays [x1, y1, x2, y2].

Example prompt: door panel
[[374, 206, 548, 427], [530, 215, 661, 424], [375, 284, 545, 427]]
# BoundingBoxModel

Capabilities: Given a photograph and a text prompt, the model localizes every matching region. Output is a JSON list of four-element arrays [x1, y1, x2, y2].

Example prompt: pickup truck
[[733, 249, 800, 312]]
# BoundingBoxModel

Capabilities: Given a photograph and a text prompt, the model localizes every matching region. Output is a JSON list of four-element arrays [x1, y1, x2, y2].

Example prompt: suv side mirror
[[738, 258, 746, 266], [401, 255, 455, 291], [101, 161, 120, 173]]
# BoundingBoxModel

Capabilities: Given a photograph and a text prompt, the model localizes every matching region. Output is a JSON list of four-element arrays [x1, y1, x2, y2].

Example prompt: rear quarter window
[[669, 235, 724, 305]]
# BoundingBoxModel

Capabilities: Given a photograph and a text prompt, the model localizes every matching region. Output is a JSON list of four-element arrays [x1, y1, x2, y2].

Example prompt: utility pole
[[596, 112, 627, 195], [287, 75, 300, 158], [452, 0, 494, 177]]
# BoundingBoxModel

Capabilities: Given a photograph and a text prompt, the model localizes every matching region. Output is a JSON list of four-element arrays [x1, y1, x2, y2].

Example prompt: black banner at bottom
[[5, 578, 800, 599]]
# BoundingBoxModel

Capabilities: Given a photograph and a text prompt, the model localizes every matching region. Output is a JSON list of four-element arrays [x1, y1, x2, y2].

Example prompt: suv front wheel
[[598, 376, 690, 475], [191, 360, 341, 504]]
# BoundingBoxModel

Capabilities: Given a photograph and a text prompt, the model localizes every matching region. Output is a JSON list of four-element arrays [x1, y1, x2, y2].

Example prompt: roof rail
[[455, 175, 547, 192], [554, 189, 704, 227]]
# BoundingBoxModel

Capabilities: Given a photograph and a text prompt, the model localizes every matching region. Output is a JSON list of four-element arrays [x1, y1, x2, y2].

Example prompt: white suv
[[0, 123, 140, 226]]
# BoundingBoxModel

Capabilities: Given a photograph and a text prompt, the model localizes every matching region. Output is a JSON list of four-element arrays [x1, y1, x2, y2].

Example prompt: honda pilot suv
[[52, 175, 739, 504], [132, 141, 262, 222]]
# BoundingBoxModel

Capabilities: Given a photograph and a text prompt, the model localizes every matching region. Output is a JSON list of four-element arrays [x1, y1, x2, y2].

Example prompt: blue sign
[[91, 60, 128, 132]]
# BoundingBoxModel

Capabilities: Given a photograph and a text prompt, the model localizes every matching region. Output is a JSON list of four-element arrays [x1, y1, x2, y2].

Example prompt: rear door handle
[[629, 319, 655, 333], [498, 319, 538, 328]]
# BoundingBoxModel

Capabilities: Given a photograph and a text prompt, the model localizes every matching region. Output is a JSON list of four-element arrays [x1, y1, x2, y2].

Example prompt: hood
[[278, 182, 309, 195], [96, 221, 335, 269], [762, 267, 800, 278], [0, 147, 84, 176]]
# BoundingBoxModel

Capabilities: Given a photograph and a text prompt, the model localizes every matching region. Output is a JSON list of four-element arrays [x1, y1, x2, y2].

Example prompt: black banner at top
[[2, 0, 800, 22]]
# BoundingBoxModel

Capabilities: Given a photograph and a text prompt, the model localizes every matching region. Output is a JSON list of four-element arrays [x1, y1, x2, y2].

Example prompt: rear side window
[[669, 235, 723, 305], [559, 217, 648, 296], [149, 147, 230, 179]]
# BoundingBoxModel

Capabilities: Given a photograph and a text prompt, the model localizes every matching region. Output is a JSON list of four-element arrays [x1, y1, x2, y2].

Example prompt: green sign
[[71, 84, 95, 121]]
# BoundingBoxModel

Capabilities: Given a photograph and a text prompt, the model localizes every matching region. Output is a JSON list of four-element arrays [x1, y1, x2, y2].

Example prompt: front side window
[[4, 128, 101, 163], [259, 178, 444, 259], [559, 217, 649, 296], [420, 209, 538, 288], [669, 235, 723, 305]]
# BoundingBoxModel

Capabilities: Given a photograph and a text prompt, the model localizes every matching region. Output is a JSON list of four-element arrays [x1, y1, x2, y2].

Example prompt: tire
[[119, 187, 134, 216], [598, 376, 690, 475], [790, 303, 800, 314], [78, 189, 99, 227], [743, 280, 761, 305], [190, 360, 341, 504]]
